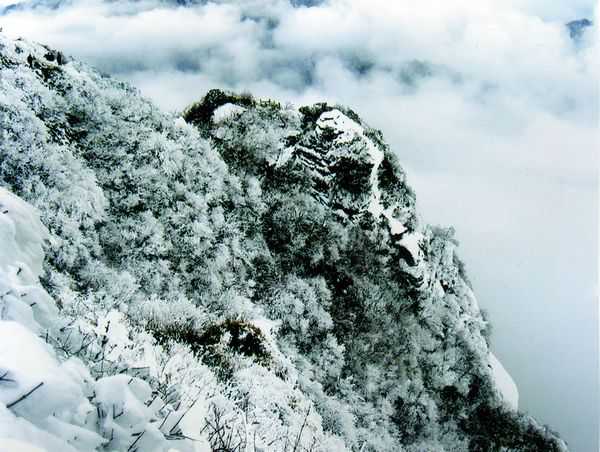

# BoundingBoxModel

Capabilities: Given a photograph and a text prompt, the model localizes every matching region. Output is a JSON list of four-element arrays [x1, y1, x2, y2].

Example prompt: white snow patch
[[95, 310, 131, 360], [383, 207, 407, 236], [212, 103, 246, 123], [0, 190, 104, 451], [399, 231, 424, 261], [174, 117, 187, 129], [489, 353, 519, 410], [317, 109, 365, 142], [0, 321, 84, 416], [177, 393, 212, 452], [275, 145, 295, 167], [0, 189, 206, 452], [316, 110, 407, 236], [0, 187, 48, 285], [0, 438, 47, 452]]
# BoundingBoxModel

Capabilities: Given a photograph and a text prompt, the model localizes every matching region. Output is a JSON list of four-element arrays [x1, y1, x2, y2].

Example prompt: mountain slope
[[0, 35, 567, 451]]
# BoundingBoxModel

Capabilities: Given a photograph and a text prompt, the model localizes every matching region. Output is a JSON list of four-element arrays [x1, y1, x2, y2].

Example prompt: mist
[[1, 0, 597, 450]]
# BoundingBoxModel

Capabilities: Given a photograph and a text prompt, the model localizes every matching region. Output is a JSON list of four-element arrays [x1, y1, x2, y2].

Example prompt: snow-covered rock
[[315, 109, 409, 236], [212, 102, 247, 123], [489, 353, 519, 411]]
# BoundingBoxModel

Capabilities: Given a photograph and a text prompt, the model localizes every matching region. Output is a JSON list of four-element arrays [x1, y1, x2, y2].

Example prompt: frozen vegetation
[[0, 35, 568, 451]]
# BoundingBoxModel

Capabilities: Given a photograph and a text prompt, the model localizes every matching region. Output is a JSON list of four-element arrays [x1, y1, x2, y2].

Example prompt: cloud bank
[[1, 0, 597, 450]]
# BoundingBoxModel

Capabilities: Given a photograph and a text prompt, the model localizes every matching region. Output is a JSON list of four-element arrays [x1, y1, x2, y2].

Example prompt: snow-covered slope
[[489, 353, 519, 411], [0, 189, 153, 451], [0, 189, 231, 452], [0, 34, 568, 452], [0, 188, 341, 452]]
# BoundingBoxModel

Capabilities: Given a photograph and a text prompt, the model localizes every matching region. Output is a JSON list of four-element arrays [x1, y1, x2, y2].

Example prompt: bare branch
[[7, 382, 44, 409]]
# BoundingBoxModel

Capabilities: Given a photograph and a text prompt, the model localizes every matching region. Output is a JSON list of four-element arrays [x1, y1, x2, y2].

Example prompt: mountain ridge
[[0, 34, 567, 451]]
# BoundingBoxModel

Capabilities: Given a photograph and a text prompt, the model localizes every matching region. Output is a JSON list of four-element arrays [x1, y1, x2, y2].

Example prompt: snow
[[0, 321, 84, 414], [177, 396, 211, 451], [317, 109, 365, 141], [0, 187, 49, 285], [275, 144, 295, 166], [489, 353, 519, 410], [0, 320, 106, 451], [0, 438, 47, 452], [0, 189, 203, 452], [399, 231, 424, 261], [0, 405, 80, 452], [94, 309, 131, 360], [212, 103, 246, 122], [384, 207, 408, 236], [316, 110, 408, 237], [0, 189, 101, 451]]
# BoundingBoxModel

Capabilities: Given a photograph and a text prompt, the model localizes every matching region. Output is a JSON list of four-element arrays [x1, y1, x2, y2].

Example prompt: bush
[[183, 89, 255, 126], [299, 102, 333, 129], [150, 317, 271, 374], [331, 156, 372, 195]]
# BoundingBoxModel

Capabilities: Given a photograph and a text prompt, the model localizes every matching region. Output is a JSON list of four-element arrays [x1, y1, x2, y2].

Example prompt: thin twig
[[127, 430, 145, 452], [0, 370, 15, 383], [7, 382, 44, 409], [169, 395, 201, 435], [292, 406, 311, 452]]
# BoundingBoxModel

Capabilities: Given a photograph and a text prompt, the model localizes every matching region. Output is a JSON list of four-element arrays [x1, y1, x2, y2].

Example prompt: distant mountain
[[0, 0, 66, 15], [290, 0, 323, 6], [566, 18, 593, 41], [0, 34, 568, 451], [0, 0, 323, 15]]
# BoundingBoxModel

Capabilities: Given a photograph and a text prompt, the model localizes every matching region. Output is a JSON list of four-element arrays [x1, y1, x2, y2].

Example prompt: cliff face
[[0, 35, 566, 451]]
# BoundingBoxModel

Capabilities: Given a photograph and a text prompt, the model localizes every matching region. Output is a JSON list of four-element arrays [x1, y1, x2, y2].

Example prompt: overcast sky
[[1, 0, 597, 450]]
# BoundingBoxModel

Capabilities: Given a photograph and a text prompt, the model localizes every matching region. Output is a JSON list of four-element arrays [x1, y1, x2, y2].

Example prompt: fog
[[1, 0, 597, 450]]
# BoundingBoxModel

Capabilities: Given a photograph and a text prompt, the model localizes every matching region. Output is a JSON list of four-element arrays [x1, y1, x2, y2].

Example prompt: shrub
[[183, 89, 256, 126], [299, 102, 333, 129], [331, 156, 372, 195]]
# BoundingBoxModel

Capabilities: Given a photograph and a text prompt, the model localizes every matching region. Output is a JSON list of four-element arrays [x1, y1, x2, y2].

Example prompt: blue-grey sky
[[1, 0, 597, 450]]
